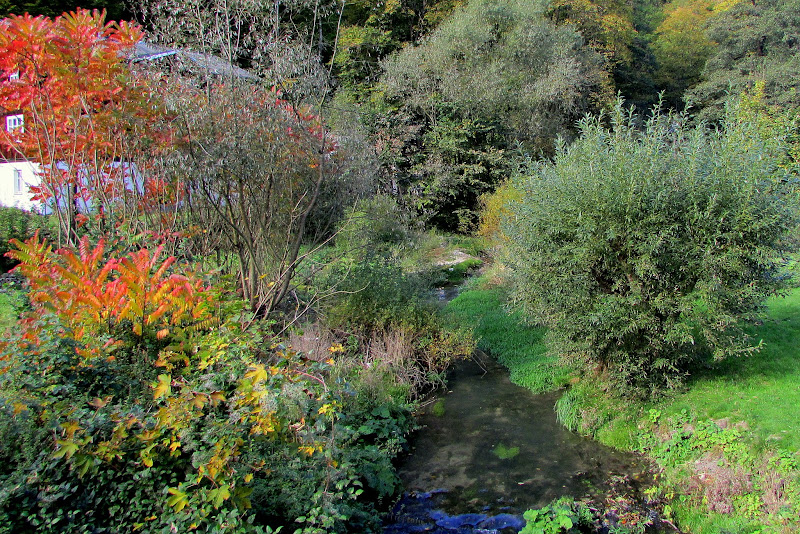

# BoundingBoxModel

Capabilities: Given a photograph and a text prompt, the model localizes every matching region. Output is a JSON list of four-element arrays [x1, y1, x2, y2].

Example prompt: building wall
[[0, 161, 46, 213]]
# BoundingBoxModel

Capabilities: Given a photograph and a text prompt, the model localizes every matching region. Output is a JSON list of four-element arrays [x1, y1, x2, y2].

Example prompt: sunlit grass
[[444, 275, 800, 532], [662, 288, 800, 451], [443, 279, 568, 392], [0, 292, 16, 332]]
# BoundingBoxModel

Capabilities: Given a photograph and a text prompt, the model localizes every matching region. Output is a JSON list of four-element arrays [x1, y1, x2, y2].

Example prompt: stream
[[383, 316, 661, 532]]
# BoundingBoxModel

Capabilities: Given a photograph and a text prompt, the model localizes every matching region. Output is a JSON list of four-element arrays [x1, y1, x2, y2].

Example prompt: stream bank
[[383, 350, 673, 533]]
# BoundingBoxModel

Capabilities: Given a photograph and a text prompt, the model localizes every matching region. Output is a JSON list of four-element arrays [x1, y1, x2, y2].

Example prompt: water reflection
[[394, 352, 651, 517]]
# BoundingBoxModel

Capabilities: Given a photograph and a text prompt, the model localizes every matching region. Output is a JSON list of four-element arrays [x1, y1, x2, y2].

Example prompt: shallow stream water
[[383, 350, 654, 533]]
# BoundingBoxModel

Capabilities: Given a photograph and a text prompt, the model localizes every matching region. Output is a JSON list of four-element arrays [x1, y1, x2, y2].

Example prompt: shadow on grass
[[685, 290, 800, 385]]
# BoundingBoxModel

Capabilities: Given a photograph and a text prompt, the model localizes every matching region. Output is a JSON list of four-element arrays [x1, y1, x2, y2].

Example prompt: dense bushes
[[0, 235, 418, 533], [499, 101, 800, 396], [0, 208, 52, 271], [314, 199, 475, 397]]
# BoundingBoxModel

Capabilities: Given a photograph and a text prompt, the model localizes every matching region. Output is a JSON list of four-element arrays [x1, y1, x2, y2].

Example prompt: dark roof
[[132, 41, 258, 81]]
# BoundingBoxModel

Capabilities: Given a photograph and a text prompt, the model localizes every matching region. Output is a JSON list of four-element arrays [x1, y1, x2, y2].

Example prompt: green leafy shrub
[[321, 254, 475, 393], [520, 497, 593, 533], [0, 236, 417, 533], [639, 411, 800, 531], [323, 255, 434, 331], [501, 100, 800, 396], [335, 195, 418, 256]]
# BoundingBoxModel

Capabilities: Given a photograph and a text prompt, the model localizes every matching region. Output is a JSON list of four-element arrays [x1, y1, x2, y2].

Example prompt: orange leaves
[[0, 10, 145, 156], [0, 9, 169, 233], [8, 234, 217, 360]]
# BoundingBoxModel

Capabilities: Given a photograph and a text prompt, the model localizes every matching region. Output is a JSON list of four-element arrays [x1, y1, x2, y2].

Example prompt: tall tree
[[686, 0, 800, 120], [332, 0, 463, 90], [377, 0, 609, 231], [649, 0, 729, 110], [547, 0, 637, 68]]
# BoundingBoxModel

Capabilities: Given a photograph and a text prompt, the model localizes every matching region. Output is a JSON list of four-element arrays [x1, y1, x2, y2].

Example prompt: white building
[[0, 100, 47, 213], [0, 160, 43, 212]]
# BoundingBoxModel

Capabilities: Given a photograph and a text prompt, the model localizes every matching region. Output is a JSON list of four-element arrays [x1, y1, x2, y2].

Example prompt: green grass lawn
[[445, 277, 800, 533], [443, 283, 568, 392], [0, 292, 17, 332], [672, 291, 800, 451]]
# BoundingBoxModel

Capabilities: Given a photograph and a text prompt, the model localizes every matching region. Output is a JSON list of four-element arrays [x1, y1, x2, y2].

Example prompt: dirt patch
[[434, 249, 476, 267], [689, 451, 753, 514]]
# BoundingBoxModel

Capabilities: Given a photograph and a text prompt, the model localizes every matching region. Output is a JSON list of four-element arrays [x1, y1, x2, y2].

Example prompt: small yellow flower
[[327, 343, 344, 353]]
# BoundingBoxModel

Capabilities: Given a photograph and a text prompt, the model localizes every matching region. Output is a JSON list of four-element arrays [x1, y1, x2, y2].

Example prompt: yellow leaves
[[244, 364, 268, 384], [153, 374, 171, 399], [244, 473, 253, 483], [138, 429, 159, 442], [60, 420, 81, 439], [299, 443, 325, 457], [154, 349, 190, 372], [298, 445, 316, 456], [249, 413, 278, 435], [167, 487, 189, 512], [88, 396, 112, 410], [318, 400, 340, 418], [318, 403, 336, 416], [53, 439, 79, 459], [191, 393, 208, 410]]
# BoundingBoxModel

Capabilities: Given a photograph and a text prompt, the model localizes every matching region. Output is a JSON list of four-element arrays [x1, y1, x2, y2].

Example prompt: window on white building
[[5, 114, 24, 132], [13, 169, 24, 195], [8, 71, 19, 81]]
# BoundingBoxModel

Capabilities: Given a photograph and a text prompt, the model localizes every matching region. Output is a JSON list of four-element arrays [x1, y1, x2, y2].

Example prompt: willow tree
[[378, 0, 609, 231], [501, 101, 799, 396]]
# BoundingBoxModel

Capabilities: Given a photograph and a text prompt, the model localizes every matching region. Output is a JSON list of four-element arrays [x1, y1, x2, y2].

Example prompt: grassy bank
[[0, 292, 16, 332], [445, 274, 800, 533]]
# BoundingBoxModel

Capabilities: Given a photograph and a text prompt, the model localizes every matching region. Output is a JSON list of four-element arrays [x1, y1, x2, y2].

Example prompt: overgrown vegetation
[[4, 0, 800, 531], [0, 222, 472, 532], [498, 100, 799, 397], [448, 276, 800, 532]]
